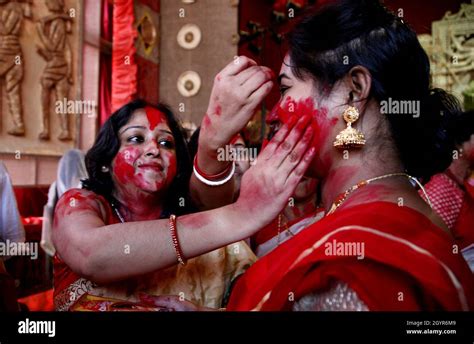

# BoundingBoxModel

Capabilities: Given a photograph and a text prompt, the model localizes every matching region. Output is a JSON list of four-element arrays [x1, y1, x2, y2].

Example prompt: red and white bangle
[[169, 214, 186, 265], [193, 155, 235, 186]]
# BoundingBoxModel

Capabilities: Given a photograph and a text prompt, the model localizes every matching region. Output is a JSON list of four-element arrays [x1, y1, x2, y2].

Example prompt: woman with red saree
[[224, 0, 474, 311], [142, 0, 474, 312]]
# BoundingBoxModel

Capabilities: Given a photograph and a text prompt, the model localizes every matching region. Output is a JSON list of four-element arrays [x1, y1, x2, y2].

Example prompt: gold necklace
[[110, 199, 126, 223], [277, 213, 295, 246], [326, 172, 432, 215]]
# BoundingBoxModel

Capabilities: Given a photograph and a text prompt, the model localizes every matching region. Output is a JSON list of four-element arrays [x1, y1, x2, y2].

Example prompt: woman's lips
[[138, 163, 163, 172]]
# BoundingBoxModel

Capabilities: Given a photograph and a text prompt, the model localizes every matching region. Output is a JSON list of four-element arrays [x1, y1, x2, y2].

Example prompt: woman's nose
[[144, 140, 160, 157]]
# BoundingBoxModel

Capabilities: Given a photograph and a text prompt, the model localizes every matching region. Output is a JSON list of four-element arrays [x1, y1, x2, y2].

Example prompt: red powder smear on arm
[[202, 114, 211, 129], [179, 212, 212, 229], [145, 106, 165, 131], [53, 189, 103, 226], [214, 105, 222, 116]]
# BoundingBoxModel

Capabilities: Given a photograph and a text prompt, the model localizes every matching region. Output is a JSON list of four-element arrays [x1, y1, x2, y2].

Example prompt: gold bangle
[[169, 214, 186, 265]]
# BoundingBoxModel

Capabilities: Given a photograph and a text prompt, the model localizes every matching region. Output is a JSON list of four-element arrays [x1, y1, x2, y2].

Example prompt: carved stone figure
[[36, 0, 73, 140], [0, 0, 31, 136]]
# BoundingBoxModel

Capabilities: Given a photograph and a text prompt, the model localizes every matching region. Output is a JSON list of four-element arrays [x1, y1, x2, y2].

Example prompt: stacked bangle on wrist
[[169, 214, 186, 265], [193, 155, 235, 187]]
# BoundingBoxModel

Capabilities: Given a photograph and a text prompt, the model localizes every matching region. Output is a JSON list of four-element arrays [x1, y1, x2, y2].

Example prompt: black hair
[[82, 99, 192, 217], [287, 0, 461, 180], [449, 110, 474, 147]]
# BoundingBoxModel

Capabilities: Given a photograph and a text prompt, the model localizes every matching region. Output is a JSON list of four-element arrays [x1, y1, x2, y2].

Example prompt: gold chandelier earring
[[333, 106, 366, 149]]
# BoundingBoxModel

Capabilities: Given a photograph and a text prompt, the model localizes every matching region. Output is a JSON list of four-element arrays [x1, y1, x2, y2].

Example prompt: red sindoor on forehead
[[144, 106, 166, 131]]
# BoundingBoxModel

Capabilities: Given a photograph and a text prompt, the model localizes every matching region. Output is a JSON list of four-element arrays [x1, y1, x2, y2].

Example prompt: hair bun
[[399, 88, 461, 180]]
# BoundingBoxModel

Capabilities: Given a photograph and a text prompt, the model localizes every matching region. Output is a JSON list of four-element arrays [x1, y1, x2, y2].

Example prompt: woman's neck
[[113, 188, 163, 222], [320, 156, 450, 233], [321, 156, 405, 213]]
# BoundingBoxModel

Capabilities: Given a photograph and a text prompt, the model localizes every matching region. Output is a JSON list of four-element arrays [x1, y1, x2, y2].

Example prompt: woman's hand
[[190, 56, 275, 211], [234, 114, 316, 231], [198, 56, 274, 169]]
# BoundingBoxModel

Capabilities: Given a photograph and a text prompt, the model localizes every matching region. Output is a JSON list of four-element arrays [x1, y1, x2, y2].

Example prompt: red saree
[[227, 202, 474, 311]]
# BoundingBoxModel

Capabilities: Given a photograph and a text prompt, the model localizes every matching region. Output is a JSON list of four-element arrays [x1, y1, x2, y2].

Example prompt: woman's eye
[[127, 135, 144, 143], [159, 140, 175, 149], [279, 86, 289, 96]]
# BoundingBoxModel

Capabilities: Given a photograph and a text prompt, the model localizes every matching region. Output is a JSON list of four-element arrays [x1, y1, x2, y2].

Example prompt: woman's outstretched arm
[[53, 115, 315, 285]]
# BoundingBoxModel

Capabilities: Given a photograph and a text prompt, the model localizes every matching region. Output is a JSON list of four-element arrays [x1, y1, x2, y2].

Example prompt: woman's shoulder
[[58, 188, 105, 206], [60, 188, 96, 198], [55, 188, 112, 220]]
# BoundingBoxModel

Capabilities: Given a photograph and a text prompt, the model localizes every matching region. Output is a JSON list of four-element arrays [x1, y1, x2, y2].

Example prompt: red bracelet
[[169, 215, 186, 265], [193, 154, 232, 181]]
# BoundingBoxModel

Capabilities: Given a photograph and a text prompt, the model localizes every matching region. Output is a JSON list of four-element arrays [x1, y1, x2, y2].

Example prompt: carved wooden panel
[[0, 0, 83, 156], [419, 1, 474, 108]]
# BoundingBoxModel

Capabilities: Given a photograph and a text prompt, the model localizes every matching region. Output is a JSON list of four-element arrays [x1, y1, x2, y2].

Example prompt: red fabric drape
[[99, 0, 112, 125], [111, 0, 137, 113], [228, 202, 474, 311]]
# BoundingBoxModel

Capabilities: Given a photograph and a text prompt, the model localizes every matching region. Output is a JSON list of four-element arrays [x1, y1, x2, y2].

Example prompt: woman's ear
[[347, 65, 372, 104]]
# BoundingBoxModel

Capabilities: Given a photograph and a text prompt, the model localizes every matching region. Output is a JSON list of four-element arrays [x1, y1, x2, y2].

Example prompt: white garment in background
[[0, 162, 25, 261], [41, 149, 87, 256]]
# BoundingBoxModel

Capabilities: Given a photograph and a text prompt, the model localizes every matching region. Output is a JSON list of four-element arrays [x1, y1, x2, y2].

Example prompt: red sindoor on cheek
[[145, 106, 166, 131], [268, 97, 334, 151], [113, 148, 140, 185]]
